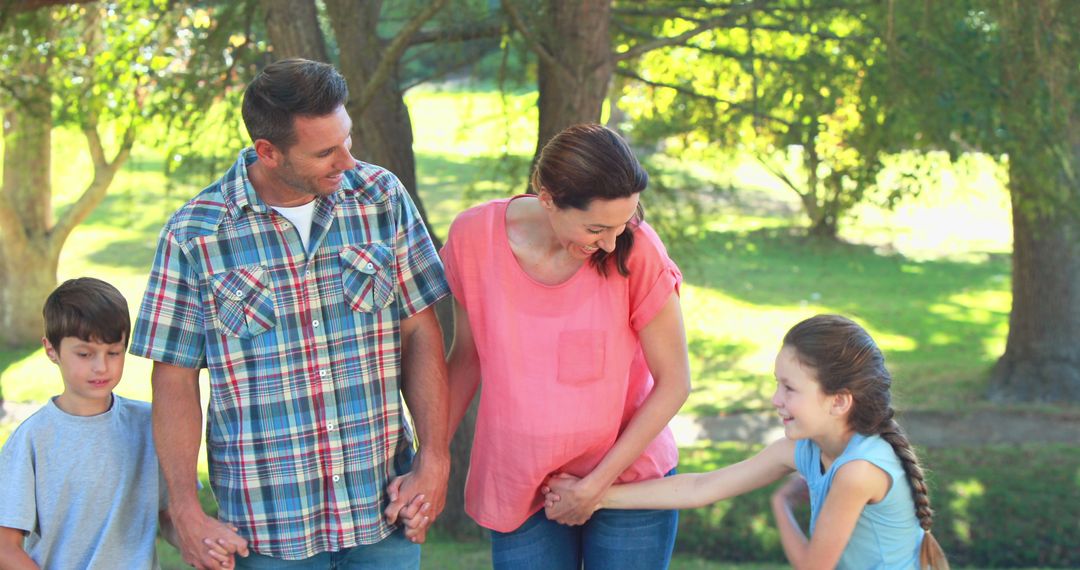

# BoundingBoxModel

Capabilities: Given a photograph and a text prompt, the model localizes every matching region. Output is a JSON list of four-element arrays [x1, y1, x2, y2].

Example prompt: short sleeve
[[391, 183, 450, 319], [627, 222, 683, 331], [439, 216, 465, 304], [794, 439, 815, 479], [0, 428, 38, 533], [129, 226, 207, 368]]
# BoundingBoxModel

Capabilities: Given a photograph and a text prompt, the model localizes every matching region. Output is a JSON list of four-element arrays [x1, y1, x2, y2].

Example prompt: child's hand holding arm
[[545, 438, 797, 512]]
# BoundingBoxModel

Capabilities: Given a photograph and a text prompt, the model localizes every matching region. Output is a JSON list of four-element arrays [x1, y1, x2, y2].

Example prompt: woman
[[441, 124, 691, 569]]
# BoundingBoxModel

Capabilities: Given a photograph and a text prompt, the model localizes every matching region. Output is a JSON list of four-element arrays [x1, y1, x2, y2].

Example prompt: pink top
[[441, 197, 681, 532]]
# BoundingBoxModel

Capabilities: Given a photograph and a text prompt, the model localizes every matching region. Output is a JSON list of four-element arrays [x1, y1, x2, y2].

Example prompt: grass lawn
[[2, 88, 1076, 567]]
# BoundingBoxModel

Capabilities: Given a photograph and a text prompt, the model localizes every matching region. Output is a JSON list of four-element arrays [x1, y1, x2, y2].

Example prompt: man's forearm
[[400, 308, 450, 457], [151, 362, 205, 512]]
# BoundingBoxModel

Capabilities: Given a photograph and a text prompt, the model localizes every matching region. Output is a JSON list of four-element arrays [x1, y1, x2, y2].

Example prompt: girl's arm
[[548, 437, 797, 510], [771, 459, 889, 570], [544, 293, 691, 525], [447, 299, 481, 438]]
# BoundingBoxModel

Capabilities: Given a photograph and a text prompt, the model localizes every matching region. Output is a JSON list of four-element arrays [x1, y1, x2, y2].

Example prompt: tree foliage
[[0, 0, 192, 349]]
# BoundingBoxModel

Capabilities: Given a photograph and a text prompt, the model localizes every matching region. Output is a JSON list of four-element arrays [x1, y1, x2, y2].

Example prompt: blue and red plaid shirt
[[130, 148, 449, 560]]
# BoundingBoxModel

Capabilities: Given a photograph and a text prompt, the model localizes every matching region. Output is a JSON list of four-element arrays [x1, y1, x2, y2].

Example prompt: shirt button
[[365, 262, 374, 271], [332, 475, 340, 482], [319, 370, 327, 377], [312, 319, 320, 328], [327, 422, 335, 430], [234, 290, 243, 299], [281, 222, 292, 229]]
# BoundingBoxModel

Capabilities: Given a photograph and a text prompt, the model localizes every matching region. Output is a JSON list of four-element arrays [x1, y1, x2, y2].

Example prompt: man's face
[[272, 105, 354, 200]]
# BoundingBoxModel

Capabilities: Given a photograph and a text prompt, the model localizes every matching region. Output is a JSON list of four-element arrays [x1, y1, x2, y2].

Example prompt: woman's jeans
[[490, 505, 678, 570]]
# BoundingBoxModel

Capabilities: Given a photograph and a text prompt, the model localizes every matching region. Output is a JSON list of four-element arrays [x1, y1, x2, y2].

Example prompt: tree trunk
[[989, 165, 1080, 402], [322, 0, 439, 246], [0, 80, 55, 348], [261, 0, 328, 61], [533, 0, 613, 162], [986, 0, 1080, 403]]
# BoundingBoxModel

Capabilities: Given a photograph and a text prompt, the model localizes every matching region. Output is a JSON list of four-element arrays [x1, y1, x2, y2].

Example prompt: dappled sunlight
[[947, 478, 986, 545]]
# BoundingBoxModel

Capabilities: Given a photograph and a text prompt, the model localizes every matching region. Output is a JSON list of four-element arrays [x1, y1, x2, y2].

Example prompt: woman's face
[[540, 191, 640, 259]]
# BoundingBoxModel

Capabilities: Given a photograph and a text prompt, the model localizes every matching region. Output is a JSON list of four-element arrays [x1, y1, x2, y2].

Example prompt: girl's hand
[[771, 473, 810, 509], [541, 473, 602, 526]]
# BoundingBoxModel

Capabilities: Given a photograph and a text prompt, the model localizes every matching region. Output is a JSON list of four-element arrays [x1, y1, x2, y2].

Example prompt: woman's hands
[[542, 473, 604, 526]]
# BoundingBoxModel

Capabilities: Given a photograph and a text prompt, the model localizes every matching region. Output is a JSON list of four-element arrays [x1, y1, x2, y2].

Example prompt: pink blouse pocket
[[557, 330, 606, 385]]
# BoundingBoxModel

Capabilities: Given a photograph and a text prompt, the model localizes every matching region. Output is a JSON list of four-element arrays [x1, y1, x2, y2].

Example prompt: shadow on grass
[[680, 227, 1011, 411]]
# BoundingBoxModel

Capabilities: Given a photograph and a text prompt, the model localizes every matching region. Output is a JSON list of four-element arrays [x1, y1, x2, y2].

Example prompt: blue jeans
[[490, 506, 678, 570], [235, 528, 420, 569]]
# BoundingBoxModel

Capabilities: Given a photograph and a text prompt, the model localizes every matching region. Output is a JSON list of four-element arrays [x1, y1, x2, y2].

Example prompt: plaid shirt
[[130, 148, 449, 560]]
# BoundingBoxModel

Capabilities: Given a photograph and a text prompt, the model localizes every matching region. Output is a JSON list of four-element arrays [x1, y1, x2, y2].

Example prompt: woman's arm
[[548, 437, 796, 511], [544, 293, 691, 524], [772, 460, 888, 570], [447, 299, 482, 437]]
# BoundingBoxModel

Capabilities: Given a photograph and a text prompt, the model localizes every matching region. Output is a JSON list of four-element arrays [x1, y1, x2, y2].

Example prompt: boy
[[0, 277, 176, 569]]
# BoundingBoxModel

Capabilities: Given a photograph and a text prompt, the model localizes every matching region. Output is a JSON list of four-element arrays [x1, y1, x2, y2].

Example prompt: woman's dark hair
[[531, 123, 647, 277], [782, 315, 950, 570], [241, 58, 349, 150], [43, 277, 130, 349]]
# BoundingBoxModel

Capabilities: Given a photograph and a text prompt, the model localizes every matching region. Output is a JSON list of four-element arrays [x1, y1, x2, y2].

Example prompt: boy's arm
[[0, 527, 39, 570]]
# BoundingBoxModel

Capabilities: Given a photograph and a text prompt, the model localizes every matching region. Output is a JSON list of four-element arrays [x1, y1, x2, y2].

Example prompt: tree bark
[[505, 0, 614, 166], [323, 0, 439, 244], [989, 166, 1080, 402], [0, 55, 55, 348], [986, 0, 1080, 403], [262, 0, 328, 61]]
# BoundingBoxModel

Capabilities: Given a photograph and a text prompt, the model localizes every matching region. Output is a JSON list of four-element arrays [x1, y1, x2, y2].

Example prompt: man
[[130, 59, 450, 569]]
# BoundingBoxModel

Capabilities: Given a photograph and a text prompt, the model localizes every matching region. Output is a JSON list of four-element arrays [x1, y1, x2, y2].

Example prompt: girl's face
[[540, 191, 640, 259], [771, 345, 836, 440]]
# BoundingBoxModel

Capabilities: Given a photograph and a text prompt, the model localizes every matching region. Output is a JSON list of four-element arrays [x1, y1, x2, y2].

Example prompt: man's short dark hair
[[241, 58, 349, 150], [43, 277, 130, 348]]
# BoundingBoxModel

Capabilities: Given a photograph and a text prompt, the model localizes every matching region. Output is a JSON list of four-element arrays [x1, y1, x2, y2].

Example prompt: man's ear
[[253, 138, 283, 167], [830, 390, 853, 416], [42, 337, 59, 363]]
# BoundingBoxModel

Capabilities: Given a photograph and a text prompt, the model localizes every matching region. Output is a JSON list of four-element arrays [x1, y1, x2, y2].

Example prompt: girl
[[442, 124, 691, 569], [546, 315, 949, 569]]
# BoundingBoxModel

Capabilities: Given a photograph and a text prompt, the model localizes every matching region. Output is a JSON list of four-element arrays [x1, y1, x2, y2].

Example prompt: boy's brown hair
[[43, 277, 130, 348]]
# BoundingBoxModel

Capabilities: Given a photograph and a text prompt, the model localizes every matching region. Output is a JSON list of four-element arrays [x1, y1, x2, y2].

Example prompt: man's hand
[[171, 504, 248, 569], [383, 450, 450, 541], [542, 473, 603, 526]]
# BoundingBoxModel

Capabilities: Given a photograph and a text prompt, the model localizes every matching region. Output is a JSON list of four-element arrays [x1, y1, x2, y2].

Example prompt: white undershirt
[[271, 201, 317, 251]]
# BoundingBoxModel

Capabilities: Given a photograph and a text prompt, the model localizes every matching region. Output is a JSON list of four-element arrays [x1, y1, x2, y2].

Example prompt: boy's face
[[43, 335, 126, 413]]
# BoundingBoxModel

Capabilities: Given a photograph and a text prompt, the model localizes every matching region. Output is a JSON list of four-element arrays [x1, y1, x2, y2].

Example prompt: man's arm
[[383, 306, 450, 541], [152, 362, 248, 569], [0, 527, 38, 570]]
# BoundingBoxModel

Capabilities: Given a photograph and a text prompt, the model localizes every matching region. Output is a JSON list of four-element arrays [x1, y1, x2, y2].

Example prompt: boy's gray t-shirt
[[0, 394, 165, 569]]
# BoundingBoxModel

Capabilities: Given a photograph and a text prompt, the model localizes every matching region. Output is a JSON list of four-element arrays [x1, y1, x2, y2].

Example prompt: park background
[[0, 1, 1078, 568]]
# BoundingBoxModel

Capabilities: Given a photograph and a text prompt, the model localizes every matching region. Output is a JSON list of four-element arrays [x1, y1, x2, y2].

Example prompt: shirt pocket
[[340, 242, 395, 312], [211, 265, 277, 338], [557, 330, 606, 385]]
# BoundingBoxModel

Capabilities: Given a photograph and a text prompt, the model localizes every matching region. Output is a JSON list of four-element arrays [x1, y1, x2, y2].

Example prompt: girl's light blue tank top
[[795, 433, 924, 569]]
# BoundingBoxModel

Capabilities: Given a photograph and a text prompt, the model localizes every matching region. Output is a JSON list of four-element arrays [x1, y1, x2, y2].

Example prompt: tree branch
[[615, 67, 793, 128], [614, 0, 769, 62], [500, 0, 574, 83], [353, 0, 449, 111], [51, 119, 136, 249], [408, 20, 503, 46]]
